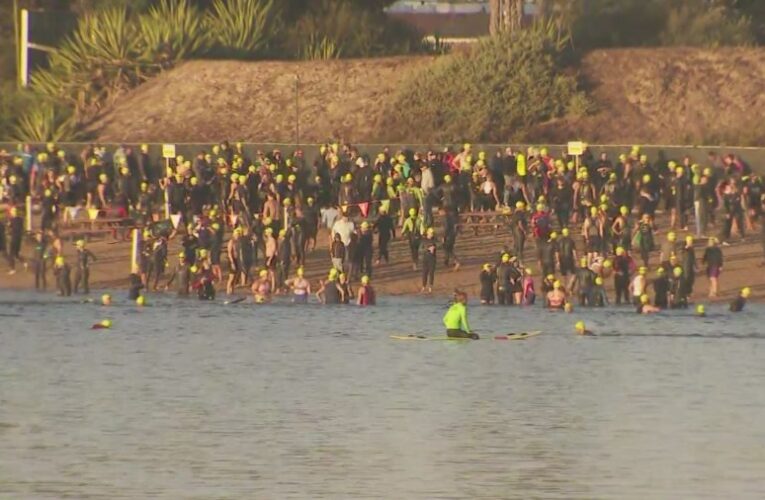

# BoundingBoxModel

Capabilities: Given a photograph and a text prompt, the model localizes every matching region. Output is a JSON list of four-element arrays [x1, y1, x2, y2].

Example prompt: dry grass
[[92, 47, 765, 146]]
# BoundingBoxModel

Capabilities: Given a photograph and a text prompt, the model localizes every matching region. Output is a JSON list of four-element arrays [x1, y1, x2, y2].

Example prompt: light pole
[[295, 74, 300, 148]]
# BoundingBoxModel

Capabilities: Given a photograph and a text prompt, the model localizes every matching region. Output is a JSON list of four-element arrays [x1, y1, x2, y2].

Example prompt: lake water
[[1, 291, 765, 499]]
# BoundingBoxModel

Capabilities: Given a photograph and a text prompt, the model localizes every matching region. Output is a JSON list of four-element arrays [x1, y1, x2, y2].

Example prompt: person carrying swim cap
[[443, 291, 477, 339]]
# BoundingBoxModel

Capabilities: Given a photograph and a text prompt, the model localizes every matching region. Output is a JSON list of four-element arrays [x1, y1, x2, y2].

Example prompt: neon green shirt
[[443, 302, 470, 332]]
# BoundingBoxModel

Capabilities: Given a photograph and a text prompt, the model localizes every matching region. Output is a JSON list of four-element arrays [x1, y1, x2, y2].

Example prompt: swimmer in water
[[356, 275, 376, 306], [285, 267, 311, 304], [574, 321, 594, 336], [316, 268, 344, 305], [730, 287, 751, 312], [251, 269, 272, 304], [546, 280, 567, 310], [696, 304, 706, 317], [636, 294, 660, 314]]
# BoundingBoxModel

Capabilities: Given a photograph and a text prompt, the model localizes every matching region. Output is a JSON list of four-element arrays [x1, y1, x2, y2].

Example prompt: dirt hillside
[[89, 56, 434, 144], [532, 47, 765, 145], [92, 48, 765, 145]]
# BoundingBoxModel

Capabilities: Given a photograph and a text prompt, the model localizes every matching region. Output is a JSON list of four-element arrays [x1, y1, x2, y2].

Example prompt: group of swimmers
[[1, 142, 762, 316]]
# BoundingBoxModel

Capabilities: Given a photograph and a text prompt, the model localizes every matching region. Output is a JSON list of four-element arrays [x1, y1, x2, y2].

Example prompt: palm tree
[[490, 0, 524, 35]]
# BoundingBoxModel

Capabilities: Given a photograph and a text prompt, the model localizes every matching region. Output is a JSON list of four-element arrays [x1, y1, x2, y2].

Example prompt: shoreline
[[2, 226, 764, 305]]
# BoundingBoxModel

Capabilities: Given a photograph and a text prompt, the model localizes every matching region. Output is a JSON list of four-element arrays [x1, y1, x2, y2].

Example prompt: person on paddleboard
[[443, 290, 478, 339]]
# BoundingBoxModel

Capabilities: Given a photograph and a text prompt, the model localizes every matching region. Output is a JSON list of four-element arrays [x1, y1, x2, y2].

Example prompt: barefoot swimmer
[[443, 290, 479, 339]]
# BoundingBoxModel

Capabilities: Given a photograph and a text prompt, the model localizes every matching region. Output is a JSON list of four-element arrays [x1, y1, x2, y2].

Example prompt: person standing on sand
[[6, 207, 25, 275], [73, 239, 97, 294], [420, 227, 437, 294], [702, 237, 723, 298]]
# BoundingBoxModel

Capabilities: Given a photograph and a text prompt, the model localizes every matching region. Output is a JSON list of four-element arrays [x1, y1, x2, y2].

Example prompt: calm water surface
[[1, 290, 765, 499]]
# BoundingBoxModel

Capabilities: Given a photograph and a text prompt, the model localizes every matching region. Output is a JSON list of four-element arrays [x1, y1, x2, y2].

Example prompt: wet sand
[[3, 214, 763, 304]]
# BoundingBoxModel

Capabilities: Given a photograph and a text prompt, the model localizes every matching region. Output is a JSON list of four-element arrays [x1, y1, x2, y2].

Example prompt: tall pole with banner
[[162, 144, 176, 221]]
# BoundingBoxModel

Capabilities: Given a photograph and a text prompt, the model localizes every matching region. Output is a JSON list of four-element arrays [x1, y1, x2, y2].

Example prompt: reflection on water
[[1, 291, 765, 499]]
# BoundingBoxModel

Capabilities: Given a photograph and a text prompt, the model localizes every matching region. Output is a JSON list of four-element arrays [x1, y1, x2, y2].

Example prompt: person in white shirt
[[331, 211, 355, 247]]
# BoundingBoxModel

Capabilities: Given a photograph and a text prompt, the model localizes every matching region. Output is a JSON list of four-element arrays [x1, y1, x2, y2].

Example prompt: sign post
[[567, 141, 587, 168]]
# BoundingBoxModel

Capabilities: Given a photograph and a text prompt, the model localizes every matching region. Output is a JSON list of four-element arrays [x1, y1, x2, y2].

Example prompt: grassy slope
[[91, 47, 765, 146]]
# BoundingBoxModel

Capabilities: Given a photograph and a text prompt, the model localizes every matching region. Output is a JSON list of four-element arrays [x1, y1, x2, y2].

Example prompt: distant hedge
[[382, 21, 589, 143]]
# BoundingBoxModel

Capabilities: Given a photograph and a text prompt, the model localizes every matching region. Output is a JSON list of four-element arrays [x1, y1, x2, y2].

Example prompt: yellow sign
[[567, 141, 587, 156], [162, 144, 176, 159]]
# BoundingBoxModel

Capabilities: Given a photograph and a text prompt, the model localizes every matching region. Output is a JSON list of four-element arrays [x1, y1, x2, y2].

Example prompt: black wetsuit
[[730, 295, 746, 312], [479, 269, 496, 303], [358, 231, 374, 278], [653, 276, 669, 308], [374, 213, 395, 263], [33, 238, 48, 291], [613, 255, 631, 305], [421, 236, 437, 288], [574, 266, 596, 306], [128, 273, 144, 300], [540, 240, 557, 278], [74, 248, 96, 294], [167, 262, 191, 296], [8, 216, 24, 269], [324, 279, 341, 304], [558, 236, 575, 276], [496, 263, 513, 305], [55, 263, 72, 296]]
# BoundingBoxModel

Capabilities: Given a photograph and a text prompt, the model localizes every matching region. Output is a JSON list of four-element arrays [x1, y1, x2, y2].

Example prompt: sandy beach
[[3, 213, 763, 304]]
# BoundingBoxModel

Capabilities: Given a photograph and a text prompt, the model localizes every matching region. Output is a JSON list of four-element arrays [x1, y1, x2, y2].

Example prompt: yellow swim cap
[[101, 294, 111, 305], [575, 321, 585, 332], [640, 294, 649, 304], [100, 319, 112, 328], [361, 275, 370, 285], [136, 295, 145, 306], [742, 287, 751, 298]]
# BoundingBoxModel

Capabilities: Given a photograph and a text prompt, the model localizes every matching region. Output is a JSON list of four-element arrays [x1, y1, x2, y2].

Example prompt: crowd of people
[[0, 141, 762, 314]]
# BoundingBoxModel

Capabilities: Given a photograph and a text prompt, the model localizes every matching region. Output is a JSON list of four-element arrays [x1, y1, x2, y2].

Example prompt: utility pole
[[14, 0, 19, 87], [295, 74, 300, 148]]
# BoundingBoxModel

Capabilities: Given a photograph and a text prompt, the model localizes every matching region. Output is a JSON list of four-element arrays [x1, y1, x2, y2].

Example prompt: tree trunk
[[490, 0, 524, 35], [489, 0, 501, 36]]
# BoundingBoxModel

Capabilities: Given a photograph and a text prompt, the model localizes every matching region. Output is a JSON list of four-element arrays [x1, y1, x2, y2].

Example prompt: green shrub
[[11, 102, 79, 142], [383, 21, 589, 143], [660, 3, 755, 48], [204, 0, 281, 58], [139, 0, 208, 65], [30, 6, 151, 119], [289, 0, 422, 60]]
